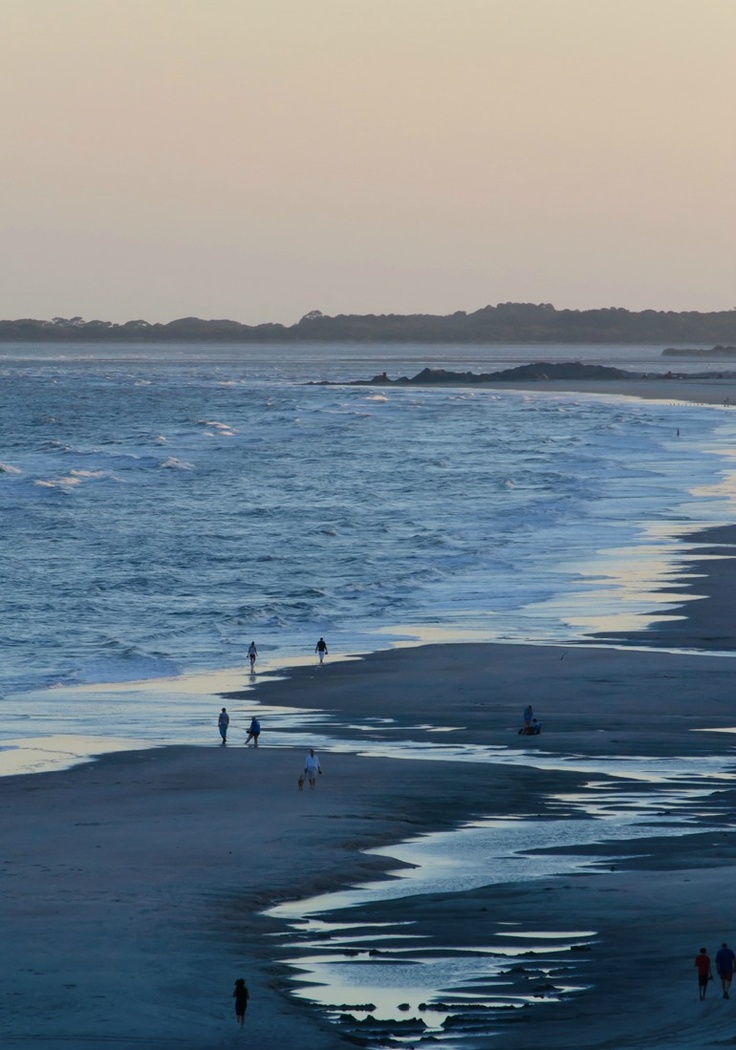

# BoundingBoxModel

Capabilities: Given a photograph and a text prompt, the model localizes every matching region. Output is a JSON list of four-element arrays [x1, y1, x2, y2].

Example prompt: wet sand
[[485, 373, 736, 406], [4, 592, 736, 1046]]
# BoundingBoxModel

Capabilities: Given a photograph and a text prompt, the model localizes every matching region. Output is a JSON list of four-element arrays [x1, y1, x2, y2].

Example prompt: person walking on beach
[[315, 637, 328, 665], [304, 748, 321, 788], [695, 947, 713, 1000], [218, 707, 229, 745], [716, 942, 736, 998], [247, 640, 258, 673], [232, 978, 249, 1027], [245, 716, 261, 747]]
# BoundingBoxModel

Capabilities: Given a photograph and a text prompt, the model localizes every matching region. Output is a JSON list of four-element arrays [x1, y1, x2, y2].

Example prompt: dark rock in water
[[311, 358, 736, 387], [353, 362, 641, 386]]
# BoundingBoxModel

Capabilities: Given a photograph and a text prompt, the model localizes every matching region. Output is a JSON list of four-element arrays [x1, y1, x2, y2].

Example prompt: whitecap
[[197, 419, 234, 432], [34, 476, 82, 490], [0, 462, 21, 475], [160, 457, 195, 470]]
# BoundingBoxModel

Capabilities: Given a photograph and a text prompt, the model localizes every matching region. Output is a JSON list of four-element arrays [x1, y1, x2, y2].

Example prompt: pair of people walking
[[695, 943, 736, 1000], [217, 708, 260, 747], [245, 637, 330, 672]]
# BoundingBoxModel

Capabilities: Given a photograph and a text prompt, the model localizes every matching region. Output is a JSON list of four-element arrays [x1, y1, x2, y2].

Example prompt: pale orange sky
[[1, 0, 734, 324]]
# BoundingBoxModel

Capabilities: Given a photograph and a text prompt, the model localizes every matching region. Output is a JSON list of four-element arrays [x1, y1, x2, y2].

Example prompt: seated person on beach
[[518, 718, 541, 735]]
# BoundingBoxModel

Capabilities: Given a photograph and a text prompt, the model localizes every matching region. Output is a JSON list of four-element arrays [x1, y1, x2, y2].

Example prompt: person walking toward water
[[247, 641, 258, 673], [315, 637, 328, 665], [304, 748, 321, 787], [218, 707, 229, 745], [232, 978, 249, 1026], [245, 716, 261, 747], [716, 942, 736, 998], [695, 947, 713, 1000]]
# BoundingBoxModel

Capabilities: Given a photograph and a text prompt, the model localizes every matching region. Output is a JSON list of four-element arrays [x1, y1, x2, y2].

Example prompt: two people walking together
[[695, 943, 736, 1000], [217, 708, 260, 746]]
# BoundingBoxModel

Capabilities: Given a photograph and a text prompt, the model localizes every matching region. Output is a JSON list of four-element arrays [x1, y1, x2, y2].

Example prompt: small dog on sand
[[298, 774, 305, 791]]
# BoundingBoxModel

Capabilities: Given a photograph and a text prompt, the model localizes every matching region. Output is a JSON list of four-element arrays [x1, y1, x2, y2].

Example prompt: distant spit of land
[[2, 304, 736, 344]]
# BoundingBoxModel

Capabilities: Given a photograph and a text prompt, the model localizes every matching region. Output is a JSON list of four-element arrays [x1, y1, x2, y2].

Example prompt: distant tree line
[[1, 304, 736, 343]]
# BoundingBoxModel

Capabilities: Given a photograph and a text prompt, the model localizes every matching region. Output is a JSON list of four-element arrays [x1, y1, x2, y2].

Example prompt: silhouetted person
[[247, 641, 258, 673], [233, 978, 249, 1026], [315, 637, 328, 665], [695, 947, 713, 1000], [716, 942, 736, 998], [218, 707, 229, 744]]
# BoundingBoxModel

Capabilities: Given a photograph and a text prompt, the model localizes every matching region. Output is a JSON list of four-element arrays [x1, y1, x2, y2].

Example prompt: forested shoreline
[[2, 303, 736, 344]]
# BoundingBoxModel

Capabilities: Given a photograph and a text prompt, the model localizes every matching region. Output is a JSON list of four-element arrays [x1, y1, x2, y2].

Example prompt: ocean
[[2, 340, 736, 750]]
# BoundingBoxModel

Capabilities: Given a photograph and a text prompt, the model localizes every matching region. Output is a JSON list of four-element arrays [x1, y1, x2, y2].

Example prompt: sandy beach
[[487, 373, 736, 406], [4, 545, 736, 1047], [5, 378, 736, 1048]]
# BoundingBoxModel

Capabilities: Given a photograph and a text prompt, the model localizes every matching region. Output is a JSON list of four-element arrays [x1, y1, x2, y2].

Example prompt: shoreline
[[485, 374, 736, 405], [4, 528, 736, 1045]]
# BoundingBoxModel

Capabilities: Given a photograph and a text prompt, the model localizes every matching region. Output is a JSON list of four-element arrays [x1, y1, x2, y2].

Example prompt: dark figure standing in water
[[247, 640, 258, 673], [233, 978, 249, 1026]]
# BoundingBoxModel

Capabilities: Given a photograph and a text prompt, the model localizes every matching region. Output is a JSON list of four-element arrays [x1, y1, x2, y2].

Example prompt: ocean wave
[[160, 457, 195, 469], [34, 476, 82, 490], [3, 351, 733, 699], [0, 462, 21, 474]]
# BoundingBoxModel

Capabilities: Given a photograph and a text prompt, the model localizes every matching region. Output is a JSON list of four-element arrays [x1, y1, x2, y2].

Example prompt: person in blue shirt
[[716, 942, 736, 998], [245, 716, 261, 747]]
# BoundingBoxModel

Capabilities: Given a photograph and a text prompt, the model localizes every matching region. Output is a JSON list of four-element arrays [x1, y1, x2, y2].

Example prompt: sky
[[1, 0, 734, 324]]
